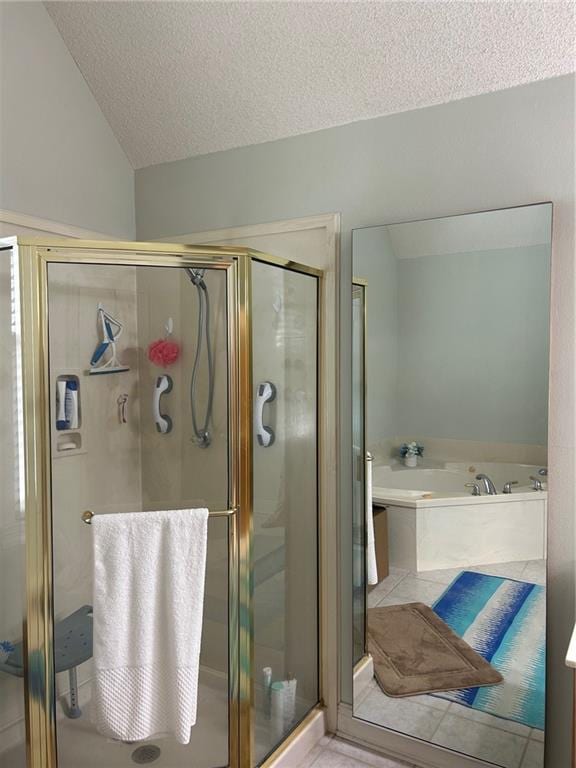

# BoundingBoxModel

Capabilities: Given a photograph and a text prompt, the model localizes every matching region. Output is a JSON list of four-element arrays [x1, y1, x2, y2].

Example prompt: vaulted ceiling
[[45, 1, 575, 169]]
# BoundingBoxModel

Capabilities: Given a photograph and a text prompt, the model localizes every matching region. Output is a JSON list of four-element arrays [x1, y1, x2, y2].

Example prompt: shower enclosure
[[0, 238, 321, 768]]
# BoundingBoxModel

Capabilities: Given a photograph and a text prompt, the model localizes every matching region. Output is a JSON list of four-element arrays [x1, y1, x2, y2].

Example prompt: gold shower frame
[[15, 238, 323, 768], [351, 278, 368, 669]]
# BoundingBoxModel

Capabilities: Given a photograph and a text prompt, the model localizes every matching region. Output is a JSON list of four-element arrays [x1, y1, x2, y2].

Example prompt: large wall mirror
[[351, 203, 552, 768]]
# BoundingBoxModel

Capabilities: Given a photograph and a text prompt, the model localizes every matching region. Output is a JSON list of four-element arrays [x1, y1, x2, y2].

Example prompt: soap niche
[[53, 372, 86, 458], [56, 432, 82, 453]]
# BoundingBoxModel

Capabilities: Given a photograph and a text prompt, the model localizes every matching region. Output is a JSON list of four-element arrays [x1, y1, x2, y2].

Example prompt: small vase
[[404, 455, 417, 468]]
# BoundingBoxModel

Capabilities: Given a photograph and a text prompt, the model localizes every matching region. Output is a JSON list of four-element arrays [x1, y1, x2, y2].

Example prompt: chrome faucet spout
[[475, 473, 498, 495]]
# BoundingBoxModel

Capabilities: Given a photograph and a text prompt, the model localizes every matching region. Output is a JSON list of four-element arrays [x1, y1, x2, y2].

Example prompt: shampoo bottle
[[56, 380, 67, 430], [65, 380, 79, 429]]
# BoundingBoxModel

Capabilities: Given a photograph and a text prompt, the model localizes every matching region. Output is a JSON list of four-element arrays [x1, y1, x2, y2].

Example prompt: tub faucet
[[476, 474, 497, 495], [503, 480, 518, 494], [465, 482, 481, 496], [529, 475, 543, 491]]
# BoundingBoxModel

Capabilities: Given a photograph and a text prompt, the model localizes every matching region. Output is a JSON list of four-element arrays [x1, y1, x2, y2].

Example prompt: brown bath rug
[[367, 603, 503, 697]]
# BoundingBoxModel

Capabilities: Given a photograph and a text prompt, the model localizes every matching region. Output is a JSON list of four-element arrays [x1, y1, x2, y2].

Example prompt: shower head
[[185, 267, 206, 289]]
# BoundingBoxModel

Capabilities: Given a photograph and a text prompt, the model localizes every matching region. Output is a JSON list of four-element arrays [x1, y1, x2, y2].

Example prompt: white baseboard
[[353, 654, 374, 707]]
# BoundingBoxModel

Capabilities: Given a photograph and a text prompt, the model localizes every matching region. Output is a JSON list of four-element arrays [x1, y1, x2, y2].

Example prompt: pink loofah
[[148, 338, 180, 367]]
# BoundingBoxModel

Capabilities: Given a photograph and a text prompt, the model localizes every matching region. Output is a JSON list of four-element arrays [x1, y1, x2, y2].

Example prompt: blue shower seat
[[0, 605, 93, 719]]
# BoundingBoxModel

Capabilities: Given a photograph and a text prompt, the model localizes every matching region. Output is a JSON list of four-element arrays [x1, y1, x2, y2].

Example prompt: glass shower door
[[46, 260, 232, 768], [250, 260, 319, 765]]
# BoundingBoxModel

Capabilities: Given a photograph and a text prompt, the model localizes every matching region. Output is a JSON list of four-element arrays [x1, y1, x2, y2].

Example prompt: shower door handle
[[255, 381, 276, 447], [153, 375, 173, 434]]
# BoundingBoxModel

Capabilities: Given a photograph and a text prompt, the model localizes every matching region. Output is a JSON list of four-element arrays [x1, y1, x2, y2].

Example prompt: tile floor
[[298, 735, 413, 768], [0, 560, 546, 768], [356, 559, 546, 768]]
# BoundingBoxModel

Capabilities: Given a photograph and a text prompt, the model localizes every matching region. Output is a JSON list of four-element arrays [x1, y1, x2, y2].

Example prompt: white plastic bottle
[[262, 667, 272, 718], [270, 681, 284, 739], [282, 677, 297, 728], [65, 380, 79, 429]]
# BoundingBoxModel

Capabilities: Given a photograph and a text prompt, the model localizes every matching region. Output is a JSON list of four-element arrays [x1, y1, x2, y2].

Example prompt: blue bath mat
[[432, 571, 545, 731]]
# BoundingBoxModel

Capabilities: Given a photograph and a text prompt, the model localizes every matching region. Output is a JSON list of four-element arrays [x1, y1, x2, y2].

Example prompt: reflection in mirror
[[352, 204, 551, 768]]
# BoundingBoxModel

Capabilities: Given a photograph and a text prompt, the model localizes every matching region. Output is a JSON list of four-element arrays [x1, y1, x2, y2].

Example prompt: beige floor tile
[[520, 739, 544, 768], [307, 748, 374, 767], [355, 685, 444, 740], [521, 560, 546, 586], [367, 571, 409, 608], [301, 737, 412, 768], [446, 702, 531, 737], [411, 566, 465, 585], [409, 694, 452, 711], [297, 744, 326, 767], [385, 576, 447, 606], [373, 595, 413, 609], [329, 737, 414, 767], [468, 561, 528, 580], [432, 713, 528, 768]]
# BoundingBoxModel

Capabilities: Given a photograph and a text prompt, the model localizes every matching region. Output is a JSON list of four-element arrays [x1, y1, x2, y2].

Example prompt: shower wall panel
[[136, 268, 228, 508], [178, 269, 229, 510], [136, 267, 184, 509], [136, 267, 230, 674], [48, 264, 143, 709]]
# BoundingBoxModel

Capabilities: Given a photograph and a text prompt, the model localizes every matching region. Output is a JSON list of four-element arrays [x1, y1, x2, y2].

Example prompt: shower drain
[[131, 745, 161, 764]]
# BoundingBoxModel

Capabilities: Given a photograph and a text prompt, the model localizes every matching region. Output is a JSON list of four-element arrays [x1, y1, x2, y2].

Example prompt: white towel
[[365, 456, 378, 585], [91, 508, 209, 744]]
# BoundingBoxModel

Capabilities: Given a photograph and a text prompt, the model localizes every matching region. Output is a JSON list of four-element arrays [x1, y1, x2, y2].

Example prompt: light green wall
[[355, 233, 551, 451], [396, 244, 550, 445], [0, 2, 134, 237], [135, 75, 575, 767], [352, 227, 398, 447]]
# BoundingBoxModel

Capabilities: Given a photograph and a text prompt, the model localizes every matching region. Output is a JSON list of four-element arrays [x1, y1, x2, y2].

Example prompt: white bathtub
[[371, 461, 547, 572]]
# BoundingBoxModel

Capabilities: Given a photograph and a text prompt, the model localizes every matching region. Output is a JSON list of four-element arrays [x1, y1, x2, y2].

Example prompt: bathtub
[[371, 461, 547, 572]]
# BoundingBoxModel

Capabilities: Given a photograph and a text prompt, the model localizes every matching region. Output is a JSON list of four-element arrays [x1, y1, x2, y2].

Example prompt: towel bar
[[81, 508, 237, 524]]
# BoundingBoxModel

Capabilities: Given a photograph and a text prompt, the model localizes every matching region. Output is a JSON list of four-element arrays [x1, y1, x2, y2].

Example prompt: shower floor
[[58, 683, 228, 768], [0, 675, 228, 768], [0, 672, 312, 768]]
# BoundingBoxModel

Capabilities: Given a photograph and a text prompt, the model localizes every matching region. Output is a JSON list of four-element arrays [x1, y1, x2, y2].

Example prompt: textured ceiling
[[45, 1, 576, 169]]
